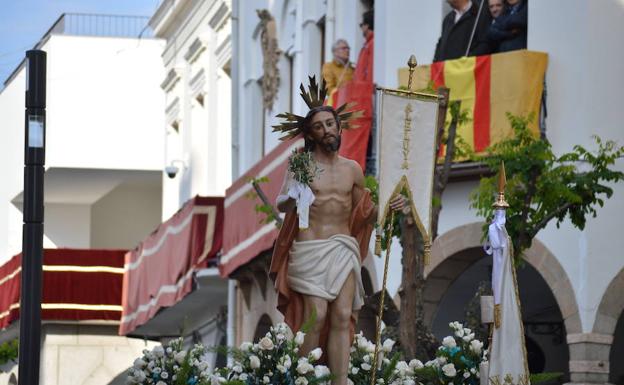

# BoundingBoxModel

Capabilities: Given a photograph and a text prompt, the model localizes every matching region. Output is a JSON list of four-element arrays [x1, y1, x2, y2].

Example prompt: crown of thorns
[[272, 75, 363, 141]]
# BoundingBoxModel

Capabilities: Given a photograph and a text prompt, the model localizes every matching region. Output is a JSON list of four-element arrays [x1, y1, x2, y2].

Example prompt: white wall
[[91, 181, 162, 249], [0, 69, 25, 263], [45, 35, 165, 171], [156, 0, 232, 219], [527, 0, 624, 332], [0, 35, 166, 265], [374, 0, 443, 87], [45, 204, 92, 248]]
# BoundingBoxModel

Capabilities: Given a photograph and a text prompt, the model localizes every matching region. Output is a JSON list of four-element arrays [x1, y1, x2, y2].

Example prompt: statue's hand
[[389, 194, 410, 214]]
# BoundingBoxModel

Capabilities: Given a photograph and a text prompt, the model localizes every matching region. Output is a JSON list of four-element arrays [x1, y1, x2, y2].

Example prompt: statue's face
[[307, 110, 341, 152]]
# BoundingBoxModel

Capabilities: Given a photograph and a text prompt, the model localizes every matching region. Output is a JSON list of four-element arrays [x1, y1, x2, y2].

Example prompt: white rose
[[283, 355, 292, 369], [250, 355, 261, 369], [395, 361, 409, 376], [133, 358, 146, 369], [437, 356, 447, 365], [309, 347, 323, 361], [239, 373, 248, 381], [366, 342, 376, 353], [153, 345, 165, 357], [442, 336, 457, 348], [425, 359, 438, 368], [297, 358, 314, 374], [259, 336, 274, 350], [240, 342, 253, 351], [351, 367, 360, 374], [464, 371, 471, 378], [174, 351, 187, 364], [382, 338, 395, 353], [470, 339, 483, 354], [233, 364, 243, 373], [133, 370, 146, 382], [361, 363, 371, 371], [295, 377, 309, 385], [408, 359, 424, 369], [441, 363, 456, 377], [160, 372, 169, 379], [156, 382, 167, 385], [357, 336, 369, 350], [455, 328, 464, 338], [314, 365, 330, 378], [295, 331, 305, 346], [464, 328, 472, 334], [263, 375, 270, 383], [463, 333, 475, 342]]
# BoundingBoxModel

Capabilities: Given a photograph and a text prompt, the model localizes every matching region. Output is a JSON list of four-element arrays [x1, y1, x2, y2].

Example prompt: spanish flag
[[398, 50, 548, 154]]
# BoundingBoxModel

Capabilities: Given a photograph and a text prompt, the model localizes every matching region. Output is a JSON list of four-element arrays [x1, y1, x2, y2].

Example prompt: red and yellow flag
[[399, 50, 548, 154]]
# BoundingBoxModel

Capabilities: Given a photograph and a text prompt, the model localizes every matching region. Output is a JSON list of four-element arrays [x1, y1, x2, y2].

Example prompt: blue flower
[[187, 375, 198, 385], [448, 347, 461, 357], [460, 355, 474, 367]]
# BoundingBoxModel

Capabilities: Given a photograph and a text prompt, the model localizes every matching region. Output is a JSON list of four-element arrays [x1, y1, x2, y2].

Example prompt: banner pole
[[370, 209, 396, 385]]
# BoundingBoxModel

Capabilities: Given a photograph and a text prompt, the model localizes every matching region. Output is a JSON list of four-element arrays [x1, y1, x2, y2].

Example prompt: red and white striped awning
[[0, 248, 126, 330], [119, 196, 223, 335], [219, 138, 303, 277]]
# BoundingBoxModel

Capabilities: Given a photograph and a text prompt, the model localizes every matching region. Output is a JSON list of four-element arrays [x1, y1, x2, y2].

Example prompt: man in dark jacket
[[487, 0, 527, 53], [434, 0, 492, 62]]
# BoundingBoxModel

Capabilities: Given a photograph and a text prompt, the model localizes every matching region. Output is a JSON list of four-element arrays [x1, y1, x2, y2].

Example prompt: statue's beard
[[318, 134, 341, 152]]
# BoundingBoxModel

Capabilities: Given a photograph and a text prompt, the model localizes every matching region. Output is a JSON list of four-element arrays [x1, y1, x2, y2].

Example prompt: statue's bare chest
[[309, 162, 353, 197]]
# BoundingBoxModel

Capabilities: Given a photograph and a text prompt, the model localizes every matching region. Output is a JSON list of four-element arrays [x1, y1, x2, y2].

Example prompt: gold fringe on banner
[[374, 232, 382, 256], [424, 241, 431, 266]]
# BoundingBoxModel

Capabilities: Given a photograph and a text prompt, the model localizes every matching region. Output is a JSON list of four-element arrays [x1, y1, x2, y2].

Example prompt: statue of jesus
[[270, 96, 406, 384]]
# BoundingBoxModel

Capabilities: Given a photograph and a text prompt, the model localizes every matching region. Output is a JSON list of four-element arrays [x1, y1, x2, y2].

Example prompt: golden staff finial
[[493, 161, 509, 209], [407, 55, 417, 90]]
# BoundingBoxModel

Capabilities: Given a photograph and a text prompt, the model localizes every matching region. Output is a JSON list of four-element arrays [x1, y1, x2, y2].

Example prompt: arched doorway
[[425, 222, 581, 377], [594, 267, 624, 385], [253, 314, 273, 341]]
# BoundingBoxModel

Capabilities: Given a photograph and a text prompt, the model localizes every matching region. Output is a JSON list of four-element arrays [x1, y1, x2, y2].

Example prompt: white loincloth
[[287, 234, 365, 310]]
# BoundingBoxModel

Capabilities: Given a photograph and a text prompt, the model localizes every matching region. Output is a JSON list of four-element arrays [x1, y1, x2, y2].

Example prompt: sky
[[0, 0, 161, 84]]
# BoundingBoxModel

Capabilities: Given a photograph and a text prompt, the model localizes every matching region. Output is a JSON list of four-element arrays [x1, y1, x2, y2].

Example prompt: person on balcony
[[322, 39, 354, 95], [434, 0, 492, 62], [487, 0, 527, 53], [354, 10, 374, 84], [488, 0, 505, 19]]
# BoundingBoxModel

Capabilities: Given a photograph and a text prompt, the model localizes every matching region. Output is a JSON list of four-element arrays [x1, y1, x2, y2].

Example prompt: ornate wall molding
[[256, 9, 281, 111]]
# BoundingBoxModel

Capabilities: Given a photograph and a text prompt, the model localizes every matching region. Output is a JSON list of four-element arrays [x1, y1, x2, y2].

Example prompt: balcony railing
[[45, 13, 153, 39]]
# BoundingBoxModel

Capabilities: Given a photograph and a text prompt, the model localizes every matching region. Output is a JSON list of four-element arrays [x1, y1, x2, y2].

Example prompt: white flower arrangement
[[219, 322, 331, 385], [127, 338, 218, 385], [348, 332, 416, 385], [411, 322, 488, 385]]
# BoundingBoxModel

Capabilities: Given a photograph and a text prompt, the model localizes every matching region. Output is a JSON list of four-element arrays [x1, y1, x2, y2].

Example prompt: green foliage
[[530, 372, 564, 384], [288, 149, 322, 185], [364, 175, 379, 205], [246, 176, 280, 226], [364, 174, 402, 252], [470, 113, 624, 260], [0, 339, 18, 367]]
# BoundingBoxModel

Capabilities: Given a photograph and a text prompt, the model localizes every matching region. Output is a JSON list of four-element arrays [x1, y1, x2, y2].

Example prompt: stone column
[[566, 332, 613, 385]]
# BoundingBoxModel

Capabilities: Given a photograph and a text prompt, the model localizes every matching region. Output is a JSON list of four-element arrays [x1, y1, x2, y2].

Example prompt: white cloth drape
[[485, 209, 530, 385], [287, 234, 364, 310], [283, 180, 315, 229]]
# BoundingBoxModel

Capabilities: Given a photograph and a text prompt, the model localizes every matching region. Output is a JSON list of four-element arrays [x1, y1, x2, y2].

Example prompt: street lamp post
[[19, 49, 46, 385]]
